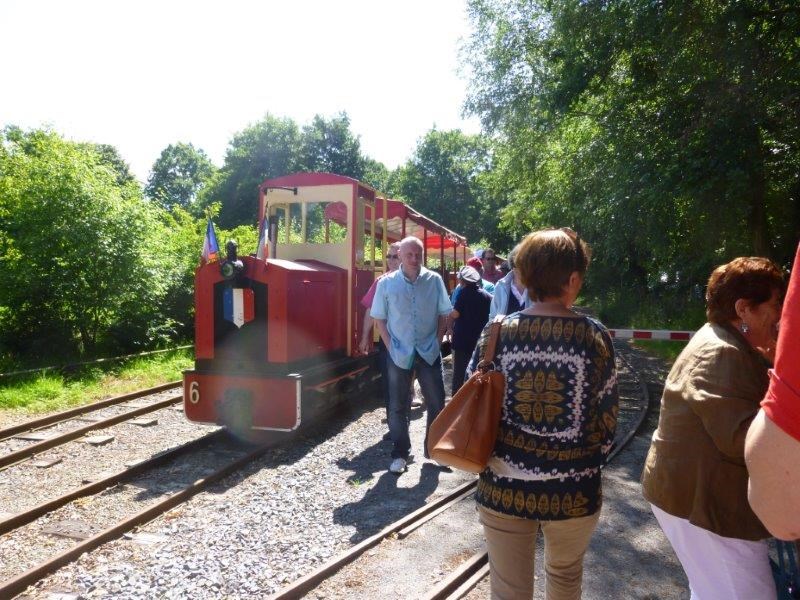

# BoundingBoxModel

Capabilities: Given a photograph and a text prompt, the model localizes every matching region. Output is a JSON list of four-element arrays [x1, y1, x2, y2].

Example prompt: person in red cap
[[746, 242, 800, 541], [450, 257, 497, 308], [470, 256, 497, 292]]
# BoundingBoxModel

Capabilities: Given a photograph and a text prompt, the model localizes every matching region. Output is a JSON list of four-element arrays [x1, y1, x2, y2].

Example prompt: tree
[[0, 128, 167, 357], [202, 113, 380, 228], [89, 144, 137, 187], [392, 129, 510, 250], [145, 142, 216, 212], [362, 157, 393, 193], [464, 0, 800, 324], [299, 113, 367, 180], [200, 115, 302, 228]]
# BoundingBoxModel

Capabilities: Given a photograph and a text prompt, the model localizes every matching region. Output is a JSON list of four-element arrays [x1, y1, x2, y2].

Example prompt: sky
[[1, 0, 482, 184]]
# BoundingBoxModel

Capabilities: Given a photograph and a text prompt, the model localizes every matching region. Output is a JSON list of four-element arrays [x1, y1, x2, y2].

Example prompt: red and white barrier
[[608, 329, 695, 341]]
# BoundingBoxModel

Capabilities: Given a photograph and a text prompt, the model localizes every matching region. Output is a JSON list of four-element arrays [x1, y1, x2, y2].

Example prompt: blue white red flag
[[223, 288, 255, 328], [201, 219, 220, 263], [256, 216, 268, 260]]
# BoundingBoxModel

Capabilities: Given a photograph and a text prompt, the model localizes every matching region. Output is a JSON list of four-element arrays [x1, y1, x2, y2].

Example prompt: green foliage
[[220, 223, 259, 256], [0, 128, 173, 358], [145, 142, 217, 212], [391, 128, 513, 251], [88, 144, 137, 186], [464, 0, 800, 327], [299, 113, 366, 180], [362, 157, 392, 193], [0, 349, 192, 413], [201, 114, 302, 228], [204, 113, 386, 229]]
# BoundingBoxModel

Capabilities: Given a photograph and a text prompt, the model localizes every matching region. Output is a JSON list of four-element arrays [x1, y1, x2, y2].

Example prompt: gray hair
[[508, 244, 521, 270]]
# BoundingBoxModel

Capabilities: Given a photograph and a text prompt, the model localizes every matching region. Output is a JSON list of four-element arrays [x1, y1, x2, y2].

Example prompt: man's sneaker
[[389, 458, 407, 474]]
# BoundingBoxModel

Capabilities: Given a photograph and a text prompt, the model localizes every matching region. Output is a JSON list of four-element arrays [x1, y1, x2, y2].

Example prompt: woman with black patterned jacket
[[468, 228, 618, 600]]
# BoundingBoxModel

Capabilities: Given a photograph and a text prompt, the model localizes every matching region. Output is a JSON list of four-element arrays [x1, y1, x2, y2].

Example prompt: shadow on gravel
[[580, 429, 689, 599], [331, 462, 444, 543], [331, 400, 429, 489], [580, 343, 688, 599]]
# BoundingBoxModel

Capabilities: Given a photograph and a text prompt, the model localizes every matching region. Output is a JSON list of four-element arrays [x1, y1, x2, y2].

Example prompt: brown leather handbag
[[427, 318, 505, 473]]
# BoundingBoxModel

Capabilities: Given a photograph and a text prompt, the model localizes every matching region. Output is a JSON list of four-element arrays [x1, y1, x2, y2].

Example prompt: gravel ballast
[[4, 345, 692, 599], [10, 365, 475, 598]]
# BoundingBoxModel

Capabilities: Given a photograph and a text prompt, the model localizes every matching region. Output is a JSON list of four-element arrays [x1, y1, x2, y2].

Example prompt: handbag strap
[[478, 314, 505, 370]]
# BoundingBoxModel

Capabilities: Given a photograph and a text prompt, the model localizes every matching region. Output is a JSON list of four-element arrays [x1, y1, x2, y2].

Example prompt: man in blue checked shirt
[[371, 236, 452, 474]]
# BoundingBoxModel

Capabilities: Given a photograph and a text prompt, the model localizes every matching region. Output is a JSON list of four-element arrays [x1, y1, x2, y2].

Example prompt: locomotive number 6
[[189, 381, 200, 404]]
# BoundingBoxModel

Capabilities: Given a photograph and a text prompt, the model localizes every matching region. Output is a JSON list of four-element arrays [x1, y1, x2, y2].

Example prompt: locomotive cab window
[[270, 201, 347, 245]]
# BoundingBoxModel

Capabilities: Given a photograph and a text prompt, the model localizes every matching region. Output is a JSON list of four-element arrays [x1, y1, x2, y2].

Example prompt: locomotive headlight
[[220, 239, 244, 280], [220, 259, 244, 280]]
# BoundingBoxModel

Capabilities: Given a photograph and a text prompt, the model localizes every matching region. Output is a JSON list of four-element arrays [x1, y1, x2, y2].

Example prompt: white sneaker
[[389, 458, 407, 473]]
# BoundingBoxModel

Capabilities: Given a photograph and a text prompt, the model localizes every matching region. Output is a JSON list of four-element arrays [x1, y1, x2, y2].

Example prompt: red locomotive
[[183, 172, 468, 434]]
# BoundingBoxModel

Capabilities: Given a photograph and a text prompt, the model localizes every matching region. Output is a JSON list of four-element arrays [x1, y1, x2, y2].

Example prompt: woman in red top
[[746, 242, 800, 541]]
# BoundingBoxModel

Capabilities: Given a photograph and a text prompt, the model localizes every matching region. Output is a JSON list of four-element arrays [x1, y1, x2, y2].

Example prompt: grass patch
[[0, 349, 192, 415], [631, 339, 687, 364]]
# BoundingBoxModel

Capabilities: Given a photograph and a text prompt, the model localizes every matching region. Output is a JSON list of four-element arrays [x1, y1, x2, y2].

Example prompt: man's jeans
[[386, 352, 445, 460], [377, 338, 390, 415]]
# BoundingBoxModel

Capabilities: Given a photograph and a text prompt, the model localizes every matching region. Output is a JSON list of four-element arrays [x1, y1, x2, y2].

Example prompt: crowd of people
[[359, 230, 799, 600]]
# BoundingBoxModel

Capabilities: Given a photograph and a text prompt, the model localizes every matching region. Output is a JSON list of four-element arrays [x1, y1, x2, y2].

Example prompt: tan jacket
[[641, 322, 770, 540]]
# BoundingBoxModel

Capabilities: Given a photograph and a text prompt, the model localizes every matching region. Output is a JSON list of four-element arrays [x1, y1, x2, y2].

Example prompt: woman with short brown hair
[[470, 228, 617, 600], [641, 256, 786, 600]]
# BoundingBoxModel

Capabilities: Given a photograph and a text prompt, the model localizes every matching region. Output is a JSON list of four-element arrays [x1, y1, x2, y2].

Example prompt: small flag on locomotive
[[201, 218, 220, 264], [183, 172, 469, 436]]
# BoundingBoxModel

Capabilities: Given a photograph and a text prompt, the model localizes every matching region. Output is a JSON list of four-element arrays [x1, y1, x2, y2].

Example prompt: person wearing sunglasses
[[359, 242, 402, 433], [480, 248, 504, 284]]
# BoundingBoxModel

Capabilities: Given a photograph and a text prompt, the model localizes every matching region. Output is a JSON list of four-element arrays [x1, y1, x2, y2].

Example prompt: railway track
[[0, 381, 181, 441], [267, 342, 652, 599], [0, 430, 282, 598], [0, 382, 182, 470], [0, 342, 655, 599]]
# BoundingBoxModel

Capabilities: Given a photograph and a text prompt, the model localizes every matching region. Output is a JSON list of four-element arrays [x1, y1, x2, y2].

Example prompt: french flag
[[223, 288, 255, 328]]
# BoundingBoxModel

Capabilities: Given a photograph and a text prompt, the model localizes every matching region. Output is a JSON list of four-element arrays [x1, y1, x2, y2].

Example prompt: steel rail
[[0, 381, 181, 442], [424, 552, 489, 600], [0, 436, 273, 599], [420, 343, 653, 599], [0, 430, 225, 536], [396, 485, 476, 539], [266, 479, 480, 600], [0, 395, 182, 470], [607, 347, 653, 464]]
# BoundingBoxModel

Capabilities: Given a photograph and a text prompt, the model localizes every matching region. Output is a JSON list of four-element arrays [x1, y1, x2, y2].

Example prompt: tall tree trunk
[[749, 167, 771, 258], [744, 123, 771, 258]]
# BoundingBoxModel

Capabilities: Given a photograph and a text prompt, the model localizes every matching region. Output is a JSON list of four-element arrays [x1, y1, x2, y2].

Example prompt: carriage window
[[270, 201, 348, 244], [307, 201, 347, 244]]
